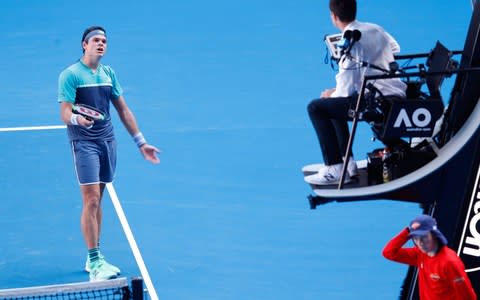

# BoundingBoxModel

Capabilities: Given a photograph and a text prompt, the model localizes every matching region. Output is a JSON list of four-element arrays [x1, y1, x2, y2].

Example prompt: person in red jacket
[[382, 214, 476, 300]]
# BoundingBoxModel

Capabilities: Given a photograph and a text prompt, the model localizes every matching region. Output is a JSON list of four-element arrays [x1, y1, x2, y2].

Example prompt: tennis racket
[[72, 104, 105, 121]]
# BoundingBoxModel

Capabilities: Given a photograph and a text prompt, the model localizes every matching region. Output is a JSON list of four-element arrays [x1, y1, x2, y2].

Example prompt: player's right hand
[[410, 222, 421, 231], [77, 115, 94, 128]]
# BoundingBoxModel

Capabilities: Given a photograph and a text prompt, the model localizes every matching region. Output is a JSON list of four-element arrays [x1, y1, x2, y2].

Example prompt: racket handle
[[70, 114, 79, 125]]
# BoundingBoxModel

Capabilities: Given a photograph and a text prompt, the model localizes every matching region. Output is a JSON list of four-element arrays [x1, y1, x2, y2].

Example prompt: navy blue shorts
[[71, 140, 117, 185]]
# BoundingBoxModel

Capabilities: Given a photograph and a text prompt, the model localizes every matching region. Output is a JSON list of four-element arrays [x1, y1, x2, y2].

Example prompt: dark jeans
[[307, 96, 354, 166], [307, 95, 408, 165]]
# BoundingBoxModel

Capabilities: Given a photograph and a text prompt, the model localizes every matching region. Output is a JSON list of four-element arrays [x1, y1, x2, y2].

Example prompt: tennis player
[[383, 215, 476, 299], [58, 26, 160, 281]]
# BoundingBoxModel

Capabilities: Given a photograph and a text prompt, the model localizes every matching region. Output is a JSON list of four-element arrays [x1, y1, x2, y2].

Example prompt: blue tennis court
[[0, 1, 473, 299]]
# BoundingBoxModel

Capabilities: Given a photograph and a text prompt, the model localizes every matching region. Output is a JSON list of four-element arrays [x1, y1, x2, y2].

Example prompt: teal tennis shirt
[[58, 59, 123, 141]]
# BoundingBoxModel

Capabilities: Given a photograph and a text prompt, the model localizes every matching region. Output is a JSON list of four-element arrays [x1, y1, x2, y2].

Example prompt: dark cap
[[409, 215, 448, 245]]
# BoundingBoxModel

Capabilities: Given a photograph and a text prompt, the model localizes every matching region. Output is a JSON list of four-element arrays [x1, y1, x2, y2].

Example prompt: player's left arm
[[446, 261, 477, 300], [112, 95, 160, 164]]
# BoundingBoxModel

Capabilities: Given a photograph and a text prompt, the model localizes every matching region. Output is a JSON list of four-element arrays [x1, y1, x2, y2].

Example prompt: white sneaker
[[89, 261, 118, 282], [346, 157, 358, 177], [304, 163, 351, 185], [85, 254, 121, 275]]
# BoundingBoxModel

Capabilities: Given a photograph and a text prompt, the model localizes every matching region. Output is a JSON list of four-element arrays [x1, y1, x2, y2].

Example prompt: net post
[[131, 277, 144, 300]]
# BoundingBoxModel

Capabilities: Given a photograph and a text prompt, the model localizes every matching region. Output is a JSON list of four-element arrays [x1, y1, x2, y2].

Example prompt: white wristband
[[70, 114, 79, 125], [133, 132, 147, 148]]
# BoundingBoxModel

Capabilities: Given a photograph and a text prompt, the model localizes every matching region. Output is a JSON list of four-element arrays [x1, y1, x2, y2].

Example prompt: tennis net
[[0, 277, 145, 300]]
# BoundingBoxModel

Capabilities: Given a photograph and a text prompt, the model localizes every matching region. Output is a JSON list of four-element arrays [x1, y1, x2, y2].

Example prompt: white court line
[[106, 183, 159, 300], [1, 125, 159, 299], [0, 125, 66, 132]]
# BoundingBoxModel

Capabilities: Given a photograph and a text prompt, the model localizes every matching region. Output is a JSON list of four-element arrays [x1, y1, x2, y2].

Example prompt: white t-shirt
[[331, 20, 407, 98]]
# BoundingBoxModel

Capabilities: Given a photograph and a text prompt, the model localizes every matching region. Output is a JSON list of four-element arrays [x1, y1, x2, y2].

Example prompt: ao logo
[[463, 198, 480, 256], [393, 108, 431, 128]]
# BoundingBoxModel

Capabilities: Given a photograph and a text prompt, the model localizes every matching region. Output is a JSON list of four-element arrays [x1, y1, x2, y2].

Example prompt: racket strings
[[73, 104, 106, 121]]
